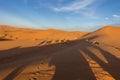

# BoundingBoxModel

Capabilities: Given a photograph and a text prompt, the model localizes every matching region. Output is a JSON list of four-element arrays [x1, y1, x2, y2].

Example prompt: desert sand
[[0, 25, 120, 80]]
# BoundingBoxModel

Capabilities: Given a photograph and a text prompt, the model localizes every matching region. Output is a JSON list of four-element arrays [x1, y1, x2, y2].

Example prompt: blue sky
[[0, 0, 120, 31]]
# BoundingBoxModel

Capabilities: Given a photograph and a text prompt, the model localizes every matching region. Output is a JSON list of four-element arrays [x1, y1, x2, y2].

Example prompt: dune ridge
[[82, 26, 120, 47], [0, 25, 87, 41]]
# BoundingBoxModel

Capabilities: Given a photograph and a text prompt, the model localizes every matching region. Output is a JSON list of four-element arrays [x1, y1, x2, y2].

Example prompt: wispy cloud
[[112, 14, 120, 19], [24, 0, 100, 18], [104, 17, 109, 20], [53, 0, 95, 12], [52, 0, 102, 19]]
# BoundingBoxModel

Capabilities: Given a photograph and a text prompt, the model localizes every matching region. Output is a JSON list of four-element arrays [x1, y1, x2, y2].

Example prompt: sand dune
[[82, 26, 120, 47], [0, 25, 87, 50], [0, 25, 120, 80], [0, 25, 87, 41]]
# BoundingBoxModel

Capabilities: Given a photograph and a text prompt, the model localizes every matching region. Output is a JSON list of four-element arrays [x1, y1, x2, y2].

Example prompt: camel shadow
[[1, 37, 120, 80], [80, 39, 120, 80], [0, 40, 83, 80], [86, 43, 120, 79], [49, 39, 96, 80], [49, 38, 120, 80]]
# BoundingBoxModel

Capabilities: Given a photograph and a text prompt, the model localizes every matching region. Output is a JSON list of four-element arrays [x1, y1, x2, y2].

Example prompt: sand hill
[[82, 26, 120, 47], [0, 25, 87, 50], [0, 25, 87, 41], [0, 25, 120, 80]]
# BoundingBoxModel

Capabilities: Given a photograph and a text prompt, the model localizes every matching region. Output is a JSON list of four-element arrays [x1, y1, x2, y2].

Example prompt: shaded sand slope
[[0, 25, 87, 40], [0, 38, 120, 80]]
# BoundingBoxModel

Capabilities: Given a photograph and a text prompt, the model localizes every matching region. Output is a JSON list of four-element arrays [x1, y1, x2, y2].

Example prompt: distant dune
[[0, 25, 87, 41], [0, 25, 120, 80]]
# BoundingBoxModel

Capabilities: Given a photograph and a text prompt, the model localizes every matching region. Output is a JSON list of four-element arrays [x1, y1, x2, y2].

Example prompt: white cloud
[[53, 0, 95, 12], [52, 0, 101, 18], [104, 17, 109, 20], [112, 14, 120, 19]]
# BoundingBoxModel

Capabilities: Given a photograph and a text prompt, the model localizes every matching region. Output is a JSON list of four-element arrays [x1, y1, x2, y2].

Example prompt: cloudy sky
[[0, 0, 120, 31]]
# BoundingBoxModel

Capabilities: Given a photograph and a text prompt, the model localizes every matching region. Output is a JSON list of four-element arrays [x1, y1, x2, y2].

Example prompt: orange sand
[[0, 25, 120, 80]]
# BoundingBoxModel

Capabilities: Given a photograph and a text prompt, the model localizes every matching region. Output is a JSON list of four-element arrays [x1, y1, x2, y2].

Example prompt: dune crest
[[0, 25, 87, 41], [83, 26, 120, 47]]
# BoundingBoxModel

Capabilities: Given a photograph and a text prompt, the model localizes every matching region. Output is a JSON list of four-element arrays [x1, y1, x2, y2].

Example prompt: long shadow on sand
[[49, 40, 96, 80], [83, 42, 120, 79], [49, 51, 96, 80], [49, 38, 120, 80], [0, 40, 82, 80], [1, 38, 120, 80], [78, 39, 120, 80]]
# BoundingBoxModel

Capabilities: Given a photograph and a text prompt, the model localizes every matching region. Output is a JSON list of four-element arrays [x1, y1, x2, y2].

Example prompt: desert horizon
[[0, 0, 120, 80]]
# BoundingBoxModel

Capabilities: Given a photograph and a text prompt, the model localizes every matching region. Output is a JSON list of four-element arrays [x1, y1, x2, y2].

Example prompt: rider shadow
[[81, 40, 120, 80], [89, 44, 120, 79], [49, 43, 96, 80]]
